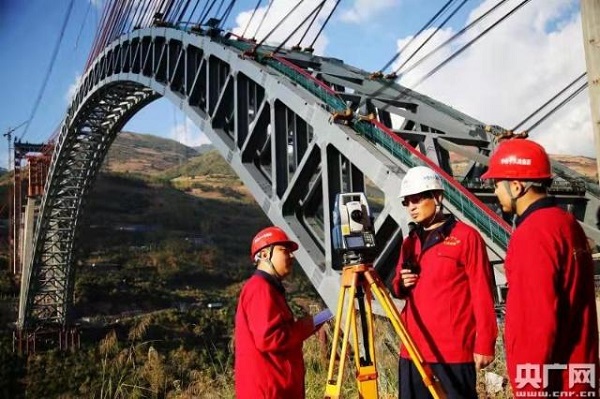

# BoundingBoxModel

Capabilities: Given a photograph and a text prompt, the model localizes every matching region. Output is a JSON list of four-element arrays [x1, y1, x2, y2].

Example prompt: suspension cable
[[525, 81, 588, 133], [125, 0, 143, 32], [74, 0, 93, 49], [20, 0, 75, 141], [218, 0, 238, 28], [161, 0, 177, 23], [308, 0, 341, 50], [513, 72, 587, 131], [214, 0, 226, 19], [252, 0, 274, 40], [392, 0, 469, 76], [254, 1, 305, 50], [187, 1, 204, 24], [294, 0, 325, 48], [242, 0, 262, 37], [116, 0, 136, 37], [135, 0, 153, 28], [141, 0, 161, 30], [96, 0, 117, 57], [271, 0, 326, 54], [85, 0, 111, 69], [400, 0, 510, 76], [115, 0, 132, 37], [354, 0, 529, 113], [175, 0, 193, 22], [409, 0, 533, 90], [379, 0, 460, 74], [199, 0, 219, 25], [195, 0, 211, 24]]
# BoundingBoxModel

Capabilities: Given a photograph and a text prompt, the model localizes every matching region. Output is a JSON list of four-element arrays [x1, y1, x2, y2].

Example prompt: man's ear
[[257, 249, 268, 260], [510, 180, 524, 196]]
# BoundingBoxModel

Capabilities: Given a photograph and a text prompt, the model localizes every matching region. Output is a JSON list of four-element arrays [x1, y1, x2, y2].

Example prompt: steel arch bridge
[[17, 26, 600, 329]]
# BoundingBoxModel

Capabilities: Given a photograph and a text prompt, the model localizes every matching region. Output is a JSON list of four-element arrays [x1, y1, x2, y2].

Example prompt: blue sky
[[0, 0, 588, 169]]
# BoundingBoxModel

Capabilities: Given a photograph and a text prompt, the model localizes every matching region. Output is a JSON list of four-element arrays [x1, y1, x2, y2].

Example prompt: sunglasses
[[401, 192, 433, 207]]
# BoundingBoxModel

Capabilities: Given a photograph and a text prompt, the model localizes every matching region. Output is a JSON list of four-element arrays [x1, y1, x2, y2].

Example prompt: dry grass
[[302, 318, 512, 399], [92, 311, 513, 398]]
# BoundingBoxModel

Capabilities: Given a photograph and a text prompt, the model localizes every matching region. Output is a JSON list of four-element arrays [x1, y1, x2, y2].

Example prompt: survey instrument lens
[[350, 209, 363, 223]]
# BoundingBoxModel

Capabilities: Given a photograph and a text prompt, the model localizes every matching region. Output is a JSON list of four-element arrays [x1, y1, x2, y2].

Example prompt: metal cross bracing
[[17, 25, 600, 329], [18, 81, 158, 328]]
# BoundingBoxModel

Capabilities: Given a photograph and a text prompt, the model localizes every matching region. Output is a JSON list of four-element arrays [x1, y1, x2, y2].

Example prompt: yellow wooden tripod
[[324, 263, 446, 399]]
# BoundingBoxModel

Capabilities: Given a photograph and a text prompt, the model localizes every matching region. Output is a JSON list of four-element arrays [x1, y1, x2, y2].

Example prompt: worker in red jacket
[[234, 226, 323, 399], [392, 166, 498, 399], [482, 139, 599, 396]]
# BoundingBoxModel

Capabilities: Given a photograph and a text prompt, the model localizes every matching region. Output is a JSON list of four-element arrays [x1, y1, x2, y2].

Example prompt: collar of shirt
[[254, 269, 286, 294], [515, 196, 555, 227], [411, 214, 457, 252]]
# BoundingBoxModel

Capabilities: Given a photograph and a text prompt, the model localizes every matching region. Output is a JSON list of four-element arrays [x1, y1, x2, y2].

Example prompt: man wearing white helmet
[[392, 166, 498, 399]]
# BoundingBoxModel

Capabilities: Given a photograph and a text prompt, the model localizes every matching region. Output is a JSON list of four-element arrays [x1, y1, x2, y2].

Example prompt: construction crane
[[3, 121, 29, 275], [3, 121, 49, 276], [3, 120, 28, 171]]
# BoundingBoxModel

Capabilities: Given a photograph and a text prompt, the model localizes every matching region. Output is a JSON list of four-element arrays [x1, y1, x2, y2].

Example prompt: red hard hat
[[250, 226, 299, 259], [481, 139, 552, 180]]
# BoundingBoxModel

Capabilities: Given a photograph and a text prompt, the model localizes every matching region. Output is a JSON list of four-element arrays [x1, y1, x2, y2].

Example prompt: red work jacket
[[504, 198, 599, 396], [392, 216, 498, 363], [234, 271, 315, 399]]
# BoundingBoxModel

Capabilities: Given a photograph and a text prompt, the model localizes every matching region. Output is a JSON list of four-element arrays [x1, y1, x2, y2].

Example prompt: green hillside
[[0, 133, 328, 398], [161, 150, 236, 180], [0, 131, 513, 398], [105, 131, 198, 175]]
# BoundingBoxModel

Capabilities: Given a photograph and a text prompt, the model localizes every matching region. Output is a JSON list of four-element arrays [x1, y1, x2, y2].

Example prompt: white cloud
[[393, 0, 591, 156], [65, 74, 82, 103], [169, 117, 211, 148], [339, 0, 397, 23], [231, 0, 333, 55], [89, 0, 104, 9]]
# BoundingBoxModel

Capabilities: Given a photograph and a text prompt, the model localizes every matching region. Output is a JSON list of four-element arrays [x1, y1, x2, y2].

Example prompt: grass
[[0, 145, 519, 398], [303, 317, 513, 399]]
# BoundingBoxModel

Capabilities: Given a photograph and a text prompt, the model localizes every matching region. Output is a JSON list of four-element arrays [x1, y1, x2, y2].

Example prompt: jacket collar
[[254, 269, 285, 294], [515, 196, 555, 227], [410, 214, 457, 252]]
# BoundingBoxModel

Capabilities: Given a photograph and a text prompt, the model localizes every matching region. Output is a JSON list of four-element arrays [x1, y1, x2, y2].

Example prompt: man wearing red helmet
[[482, 139, 599, 396], [234, 226, 325, 398]]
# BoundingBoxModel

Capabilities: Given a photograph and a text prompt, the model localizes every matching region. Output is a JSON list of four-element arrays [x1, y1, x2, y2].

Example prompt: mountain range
[[107, 131, 598, 181]]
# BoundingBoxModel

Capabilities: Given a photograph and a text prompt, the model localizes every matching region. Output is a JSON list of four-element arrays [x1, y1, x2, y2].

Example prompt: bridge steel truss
[[18, 27, 600, 328]]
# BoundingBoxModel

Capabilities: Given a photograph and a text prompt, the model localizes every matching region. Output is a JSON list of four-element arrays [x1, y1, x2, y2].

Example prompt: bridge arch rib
[[23, 26, 595, 328], [21, 27, 416, 328]]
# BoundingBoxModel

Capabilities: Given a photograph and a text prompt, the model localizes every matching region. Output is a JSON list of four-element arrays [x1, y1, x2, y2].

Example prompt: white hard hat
[[399, 166, 444, 198]]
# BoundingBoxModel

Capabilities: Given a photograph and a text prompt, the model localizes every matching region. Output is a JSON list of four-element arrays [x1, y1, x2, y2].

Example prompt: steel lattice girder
[[18, 27, 600, 328]]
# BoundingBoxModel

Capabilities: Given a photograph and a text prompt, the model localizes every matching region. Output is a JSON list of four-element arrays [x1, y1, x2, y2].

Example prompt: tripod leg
[[365, 269, 447, 399], [353, 281, 378, 398], [326, 285, 347, 385], [325, 271, 359, 399]]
